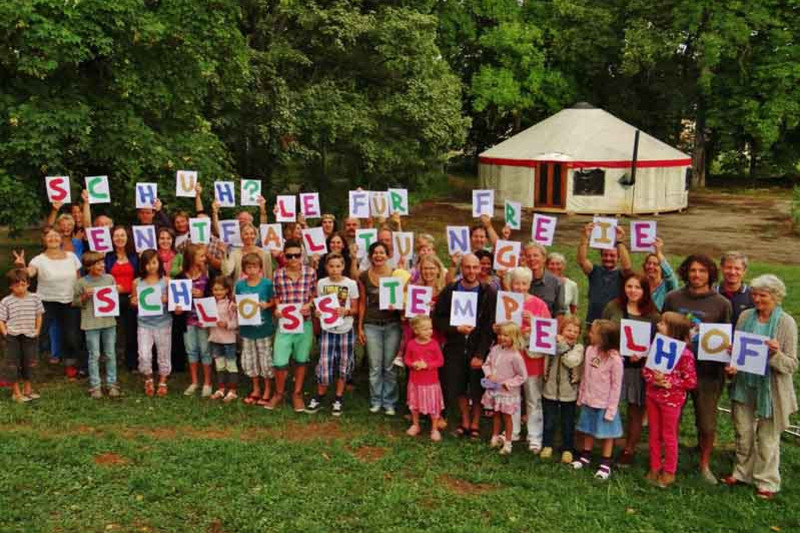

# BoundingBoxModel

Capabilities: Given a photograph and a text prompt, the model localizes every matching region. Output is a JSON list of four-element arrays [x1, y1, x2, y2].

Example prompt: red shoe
[[65, 366, 78, 380], [756, 490, 775, 500], [721, 476, 741, 487]]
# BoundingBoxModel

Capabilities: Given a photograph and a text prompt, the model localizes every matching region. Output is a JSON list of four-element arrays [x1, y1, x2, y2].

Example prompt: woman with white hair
[[723, 274, 797, 499], [505, 266, 551, 453], [546, 252, 578, 316]]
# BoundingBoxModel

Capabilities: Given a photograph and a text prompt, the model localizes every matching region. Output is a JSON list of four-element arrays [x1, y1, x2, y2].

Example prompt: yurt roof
[[480, 103, 690, 167]]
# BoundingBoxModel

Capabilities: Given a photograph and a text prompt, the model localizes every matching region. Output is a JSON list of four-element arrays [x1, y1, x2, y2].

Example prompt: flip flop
[[243, 394, 260, 405], [256, 397, 271, 406], [454, 425, 468, 437], [469, 428, 481, 440]]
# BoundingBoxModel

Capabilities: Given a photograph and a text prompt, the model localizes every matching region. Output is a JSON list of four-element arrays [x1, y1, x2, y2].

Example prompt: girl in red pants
[[642, 312, 697, 488]]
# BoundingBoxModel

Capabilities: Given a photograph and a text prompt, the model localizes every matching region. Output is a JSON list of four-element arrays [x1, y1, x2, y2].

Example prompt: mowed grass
[[1, 213, 800, 532]]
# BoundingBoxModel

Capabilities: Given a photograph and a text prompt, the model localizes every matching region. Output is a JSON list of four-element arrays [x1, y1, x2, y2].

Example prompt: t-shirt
[[30, 252, 82, 304], [137, 278, 172, 329], [662, 287, 732, 380], [186, 274, 210, 327], [529, 270, 564, 317], [359, 270, 401, 324], [586, 265, 622, 324], [110, 261, 135, 294], [235, 278, 275, 339], [73, 274, 117, 331], [317, 276, 359, 334], [0, 292, 44, 337], [563, 278, 579, 313], [404, 338, 444, 386]]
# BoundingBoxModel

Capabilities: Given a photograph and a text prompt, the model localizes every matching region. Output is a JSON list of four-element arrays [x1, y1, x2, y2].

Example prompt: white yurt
[[479, 103, 691, 214]]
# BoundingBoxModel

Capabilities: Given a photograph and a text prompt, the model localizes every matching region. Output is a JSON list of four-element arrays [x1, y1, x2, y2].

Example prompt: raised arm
[[46, 202, 62, 227], [615, 225, 632, 271], [480, 215, 500, 248], [577, 222, 594, 275], [194, 183, 205, 214]]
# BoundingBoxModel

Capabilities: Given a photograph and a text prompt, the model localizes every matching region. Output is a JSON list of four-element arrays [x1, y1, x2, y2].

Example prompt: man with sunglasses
[[267, 240, 317, 411]]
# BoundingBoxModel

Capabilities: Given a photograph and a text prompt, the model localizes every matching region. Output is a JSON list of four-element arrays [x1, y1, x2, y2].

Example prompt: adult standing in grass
[[358, 242, 403, 415], [523, 242, 566, 318], [602, 271, 660, 466], [221, 222, 273, 282], [663, 254, 732, 484], [577, 222, 632, 328], [715, 251, 754, 327], [642, 237, 679, 311], [13, 228, 82, 379], [723, 274, 797, 500], [105, 226, 138, 372], [157, 226, 185, 373], [433, 253, 497, 438]]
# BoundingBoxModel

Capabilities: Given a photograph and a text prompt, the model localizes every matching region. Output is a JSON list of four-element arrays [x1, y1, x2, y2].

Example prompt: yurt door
[[535, 163, 567, 209]]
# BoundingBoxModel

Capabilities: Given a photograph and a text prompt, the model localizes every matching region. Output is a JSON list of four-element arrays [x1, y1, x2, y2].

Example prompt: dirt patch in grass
[[208, 520, 230, 533], [438, 474, 498, 495], [93, 452, 129, 466], [351, 445, 388, 463]]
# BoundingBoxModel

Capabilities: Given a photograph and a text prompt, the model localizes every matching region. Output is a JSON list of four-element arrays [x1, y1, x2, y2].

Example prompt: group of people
[[0, 185, 796, 499]]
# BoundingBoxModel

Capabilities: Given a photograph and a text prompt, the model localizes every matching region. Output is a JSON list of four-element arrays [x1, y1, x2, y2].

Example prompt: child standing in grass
[[404, 316, 444, 441], [482, 322, 528, 455], [132, 250, 172, 397], [73, 252, 120, 399], [306, 253, 359, 416], [0, 268, 44, 403], [642, 312, 696, 488], [209, 276, 239, 403], [571, 319, 622, 479], [541, 316, 584, 464], [235, 253, 275, 407], [176, 244, 213, 397]]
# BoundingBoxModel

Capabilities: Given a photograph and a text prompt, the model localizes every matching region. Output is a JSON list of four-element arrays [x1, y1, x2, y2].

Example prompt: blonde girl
[[404, 316, 445, 442]]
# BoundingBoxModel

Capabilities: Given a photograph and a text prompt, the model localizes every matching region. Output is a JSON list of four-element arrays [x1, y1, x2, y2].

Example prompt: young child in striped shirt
[[0, 268, 44, 402]]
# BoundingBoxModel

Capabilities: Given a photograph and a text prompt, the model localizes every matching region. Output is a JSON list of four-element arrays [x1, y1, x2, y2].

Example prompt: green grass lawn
[[1, 218, 799, 532]]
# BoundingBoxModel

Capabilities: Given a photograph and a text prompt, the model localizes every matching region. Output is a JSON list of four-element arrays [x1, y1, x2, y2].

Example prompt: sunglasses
[[285, 253, 302, 259]]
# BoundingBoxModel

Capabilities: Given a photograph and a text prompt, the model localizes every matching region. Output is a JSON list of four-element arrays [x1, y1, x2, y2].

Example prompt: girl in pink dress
[[482, 322, 528, 455], [404, 316, 445, 442]]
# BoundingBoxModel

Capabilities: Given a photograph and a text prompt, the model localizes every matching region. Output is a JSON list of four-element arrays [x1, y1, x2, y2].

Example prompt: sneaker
[[11, 394, 32, 404], [430, 429, 442, 442], [107, 385, 121, 398], [369, 405, 381, 413], [201, 385, 213, 398], [571, 456, 590, 470], [392, 354, 405, 368], [305, 397, 322, 414], [528, 443, 542, 455], [539, 447, 553, 460], [594, 465, 611, 480], [489, 435, 504, 449], [384, 407, 396, 416], [645, 469, 661, 485], [223, 390, 238, 403], [561, 451, 574, 464], [211, 389, 226, 400], [499, 440, 513, 455], [700, 467, 718, 485], [26, 392, 41, 400], [184, 383, 198, 396], [65, 366, 78, 380], [89, 387, 103, 399], [331, 400, 343, 417]]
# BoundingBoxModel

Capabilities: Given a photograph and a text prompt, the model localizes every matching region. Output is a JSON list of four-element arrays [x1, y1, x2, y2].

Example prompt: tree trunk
[[691, 102, 707, 188]]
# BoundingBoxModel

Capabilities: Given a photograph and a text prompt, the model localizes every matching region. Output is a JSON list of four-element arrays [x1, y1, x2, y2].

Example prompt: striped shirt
[[0, 293, 44, 337]]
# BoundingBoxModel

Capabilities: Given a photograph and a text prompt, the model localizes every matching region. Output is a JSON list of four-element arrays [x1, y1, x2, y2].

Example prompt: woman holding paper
[[105, 226, 139, 372], [13, 228, 83, 378], [602, 272, 660, 466], [723, 275, 797, 499], [358, 242, 404, 415], [642, 238, 679, 311], [221, 223, 273, 281], [157, 227, 183, 278]]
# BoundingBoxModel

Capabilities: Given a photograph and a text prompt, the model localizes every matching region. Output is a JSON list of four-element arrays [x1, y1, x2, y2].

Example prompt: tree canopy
[[1, 0, 797, 230]]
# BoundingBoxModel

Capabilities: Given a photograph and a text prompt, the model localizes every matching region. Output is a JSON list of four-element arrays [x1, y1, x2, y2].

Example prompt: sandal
[[454, 425, 468, 438], [243, 393, 260, 405], [469, 427, 481, 440], [256, 396, 271, 407], [144, 379, 155, 397], [156, 383, 168, 397]]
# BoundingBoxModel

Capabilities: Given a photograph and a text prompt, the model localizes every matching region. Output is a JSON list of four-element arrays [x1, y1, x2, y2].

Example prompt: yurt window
[[573, 169, 605, 196]]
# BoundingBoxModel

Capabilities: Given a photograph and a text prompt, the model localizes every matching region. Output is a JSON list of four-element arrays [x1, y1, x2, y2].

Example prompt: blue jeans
[[85, 326, 117, 388], [364, 322, 402, 409], [184, 326, 211, 365]]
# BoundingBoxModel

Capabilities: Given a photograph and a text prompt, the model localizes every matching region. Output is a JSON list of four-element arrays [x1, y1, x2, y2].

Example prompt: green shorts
[[273, 320, 314, 369]]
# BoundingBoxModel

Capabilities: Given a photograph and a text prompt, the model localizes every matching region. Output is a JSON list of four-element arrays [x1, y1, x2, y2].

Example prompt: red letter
[[96, 287, 115, 313], [624, 325, 647, 353]]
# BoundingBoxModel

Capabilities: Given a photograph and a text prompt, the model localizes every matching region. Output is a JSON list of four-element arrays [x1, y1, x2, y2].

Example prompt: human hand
[[52, 201, 64, 211], [81, 189, 89, 204], [456, 325, 474, 336], [194, 183, 203, 196], [358, 328, 366, 346], [766, 339, 780, 355], [469, 356, 483, 369], [217, 320, 227, 329], [583, 222, 594, 238], [11, 249, 25, 266], [300, 303, 311, 317], [630, 354, 643, 364], [211, 200, 220, 214], [480, 214, 492, 226], [154, 198, 163, 212], [653, 237, 664, 256], [725, 365, 737, 377]]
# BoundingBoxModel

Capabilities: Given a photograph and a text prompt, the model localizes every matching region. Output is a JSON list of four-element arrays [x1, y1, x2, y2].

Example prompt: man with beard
[[577, 222, 632, 327]]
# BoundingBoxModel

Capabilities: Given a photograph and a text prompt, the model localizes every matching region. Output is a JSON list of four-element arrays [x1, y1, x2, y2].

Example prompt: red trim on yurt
[[479, 157, 691, 169]]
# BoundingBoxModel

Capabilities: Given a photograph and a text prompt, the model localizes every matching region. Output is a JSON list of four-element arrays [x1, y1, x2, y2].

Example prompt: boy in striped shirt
[[0, 268, 44, 402]]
